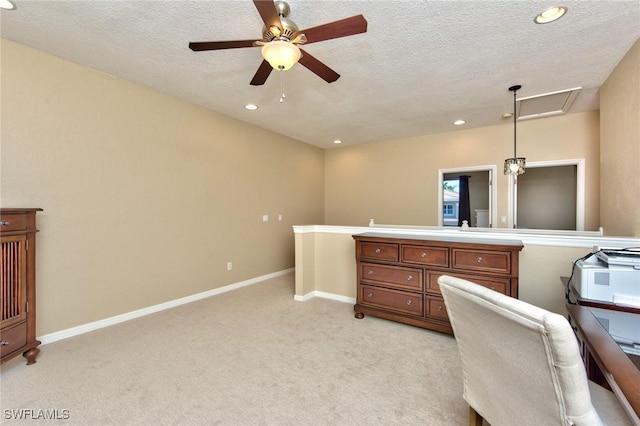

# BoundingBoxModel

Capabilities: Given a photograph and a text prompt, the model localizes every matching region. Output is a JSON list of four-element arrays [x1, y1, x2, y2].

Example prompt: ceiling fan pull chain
[[279, 71, 288, 103]]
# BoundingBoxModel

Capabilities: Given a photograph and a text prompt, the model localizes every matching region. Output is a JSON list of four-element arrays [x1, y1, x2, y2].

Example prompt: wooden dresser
[[1, 208, 42, 365], [353, 233, 523, 334]]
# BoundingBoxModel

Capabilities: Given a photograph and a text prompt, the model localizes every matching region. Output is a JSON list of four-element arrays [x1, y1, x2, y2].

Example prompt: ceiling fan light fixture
[[261, 40, 301, 71]]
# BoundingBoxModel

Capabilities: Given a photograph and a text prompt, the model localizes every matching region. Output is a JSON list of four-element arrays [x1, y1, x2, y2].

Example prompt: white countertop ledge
[[292, 224, 640, 249]]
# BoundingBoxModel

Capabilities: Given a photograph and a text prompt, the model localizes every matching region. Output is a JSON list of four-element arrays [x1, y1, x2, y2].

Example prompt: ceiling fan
[[188, 0, 367, 86]]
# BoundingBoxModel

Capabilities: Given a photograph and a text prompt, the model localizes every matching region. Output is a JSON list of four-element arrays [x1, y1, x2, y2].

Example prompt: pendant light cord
[[508, 85, 521, 159], [513, 87, 517, 158]]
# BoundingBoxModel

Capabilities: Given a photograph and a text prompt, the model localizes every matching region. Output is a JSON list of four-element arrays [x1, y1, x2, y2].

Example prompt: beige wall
[[1, 40, 324, 334], [600, 38, 640, 238], [325, 112, 600, 230]]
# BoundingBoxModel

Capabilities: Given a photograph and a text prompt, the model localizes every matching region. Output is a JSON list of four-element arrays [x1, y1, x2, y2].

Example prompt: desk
[[567, 303, 640, 423]]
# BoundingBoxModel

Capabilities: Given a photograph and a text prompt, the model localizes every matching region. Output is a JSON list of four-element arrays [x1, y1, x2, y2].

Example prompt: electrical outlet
[[501, 216, 507, 224], [278, 214, 283, 221], [227, 262, 232, 271]]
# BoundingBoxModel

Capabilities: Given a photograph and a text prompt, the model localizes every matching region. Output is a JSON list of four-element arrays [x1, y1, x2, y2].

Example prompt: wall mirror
[[438, 166, 497, 228]]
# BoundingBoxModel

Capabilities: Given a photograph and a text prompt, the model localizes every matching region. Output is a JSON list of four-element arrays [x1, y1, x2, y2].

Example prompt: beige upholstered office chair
[[438, 275, 633, 426]]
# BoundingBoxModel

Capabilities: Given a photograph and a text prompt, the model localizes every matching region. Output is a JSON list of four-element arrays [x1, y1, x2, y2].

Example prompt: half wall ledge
[[292, 224, 639, 315]]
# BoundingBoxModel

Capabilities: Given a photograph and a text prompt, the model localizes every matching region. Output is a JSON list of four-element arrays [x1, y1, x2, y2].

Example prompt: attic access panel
[[516, 87, 581, 120]]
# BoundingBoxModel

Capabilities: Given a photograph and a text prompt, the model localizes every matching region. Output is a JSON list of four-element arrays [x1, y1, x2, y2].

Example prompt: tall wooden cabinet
[[354, 233, 523, 334], [1, 208, 42, 365]]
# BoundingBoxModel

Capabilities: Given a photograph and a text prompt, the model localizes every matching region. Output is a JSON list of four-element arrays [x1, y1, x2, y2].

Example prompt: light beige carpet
[[0, 273, 467, 425]]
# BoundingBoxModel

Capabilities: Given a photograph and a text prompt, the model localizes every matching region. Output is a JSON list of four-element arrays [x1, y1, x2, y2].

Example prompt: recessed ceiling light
[[535, 6, 567, 24], [502, 113, 513, 119], [453, 119, 466, 126], [0, 0, 16, 10], [333, 139, 342, 144], [244, 104, 258, 111]]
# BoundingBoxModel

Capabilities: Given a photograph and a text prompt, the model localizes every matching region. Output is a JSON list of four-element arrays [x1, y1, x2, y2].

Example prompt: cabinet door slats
[[1, 236, 27, 326]]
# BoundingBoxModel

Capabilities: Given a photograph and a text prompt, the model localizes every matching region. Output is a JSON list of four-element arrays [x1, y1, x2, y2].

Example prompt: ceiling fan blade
[[296, 15, 367, 44], [253, 0, 282, 32], [298, 49, 340, 83], [250, 60, 274, 86], [189, 40, 257, 51]]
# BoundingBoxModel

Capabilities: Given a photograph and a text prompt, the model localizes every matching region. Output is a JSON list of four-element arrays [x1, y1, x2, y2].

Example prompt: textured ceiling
[[2, 0, 639, 149]]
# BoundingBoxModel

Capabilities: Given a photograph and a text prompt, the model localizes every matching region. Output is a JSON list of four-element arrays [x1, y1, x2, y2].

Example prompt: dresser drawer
[[360, 263, 423, 291], [452, 249, 511, 274], [426, 296, 448, 321], [359, 242, 399, 262], [0, 213, 27, 232], [401, 245, 449, 267], [426, 271, 509, 295], [0, 322, 27, 357], [360, 285, 423, 316]]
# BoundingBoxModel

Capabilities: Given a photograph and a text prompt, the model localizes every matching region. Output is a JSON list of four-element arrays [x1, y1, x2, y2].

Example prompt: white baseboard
[[294, 291, 355, 305], [38, 268, 294, 345]]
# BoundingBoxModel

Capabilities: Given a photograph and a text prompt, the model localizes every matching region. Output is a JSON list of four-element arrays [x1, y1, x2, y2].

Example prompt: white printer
[[572, 249, 640, 307]]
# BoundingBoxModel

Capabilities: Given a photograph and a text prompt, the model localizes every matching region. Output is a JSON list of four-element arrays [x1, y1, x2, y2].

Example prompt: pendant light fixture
[[504, 85, 526, 175]]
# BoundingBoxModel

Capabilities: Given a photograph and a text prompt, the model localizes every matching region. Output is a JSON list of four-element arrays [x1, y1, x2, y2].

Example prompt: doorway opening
[[508, 159, 585, 230]]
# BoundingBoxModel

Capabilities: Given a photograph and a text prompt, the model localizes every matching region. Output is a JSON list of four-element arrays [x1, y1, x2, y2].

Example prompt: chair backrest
[[438, 275, 603, 426]]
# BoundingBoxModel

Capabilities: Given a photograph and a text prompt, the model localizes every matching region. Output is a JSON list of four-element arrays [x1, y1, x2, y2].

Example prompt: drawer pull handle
[[407, 275, 413, 281], [0, 221, 8, 226], [0, 340, 9, 346], [375, 248, 381, 254], [367, 292, 374, 298], [476, 257, 483, 263], [407, 299, 412, 305], [421, 252, 427, 258], [367, 270, 373, 275], [437, 305, 443, 312]]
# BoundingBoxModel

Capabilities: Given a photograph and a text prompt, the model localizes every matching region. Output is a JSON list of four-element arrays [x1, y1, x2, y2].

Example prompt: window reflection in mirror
[[443, 179, 460, 226]]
